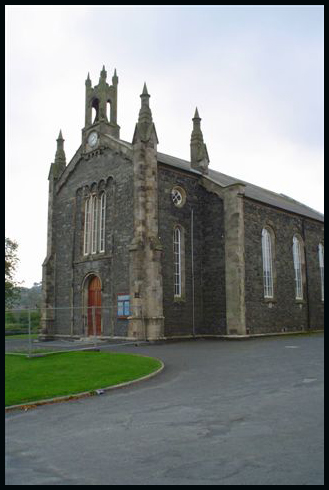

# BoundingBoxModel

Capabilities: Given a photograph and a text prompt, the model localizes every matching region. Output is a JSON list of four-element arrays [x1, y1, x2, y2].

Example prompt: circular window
[[171, 186, 186, 207]]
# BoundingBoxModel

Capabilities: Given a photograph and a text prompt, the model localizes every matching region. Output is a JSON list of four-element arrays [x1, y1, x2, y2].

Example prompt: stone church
[[41, 66, 324, 340]]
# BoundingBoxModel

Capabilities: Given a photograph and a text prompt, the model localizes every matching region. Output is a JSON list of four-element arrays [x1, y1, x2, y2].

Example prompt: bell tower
[[82, 66, 120, 152]]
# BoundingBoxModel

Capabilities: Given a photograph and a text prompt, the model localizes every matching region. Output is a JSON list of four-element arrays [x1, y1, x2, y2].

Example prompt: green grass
[[5, 351, 162, 407], [5, 333, 38, 340]]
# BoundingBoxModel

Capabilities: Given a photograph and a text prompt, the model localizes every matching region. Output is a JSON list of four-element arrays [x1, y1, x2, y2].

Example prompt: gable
[[55, 137, 133, 196]]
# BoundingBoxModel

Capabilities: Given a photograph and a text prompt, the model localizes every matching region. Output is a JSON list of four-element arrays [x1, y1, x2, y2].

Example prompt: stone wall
[[45, 142, 323, 339], [52, 147, 134, 337], [303, 218, 325, 330], [158, 165, 226, 337], [244, 198, 324, 334]]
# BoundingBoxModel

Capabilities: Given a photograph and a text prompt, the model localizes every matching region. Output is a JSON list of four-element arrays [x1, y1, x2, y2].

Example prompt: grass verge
[[5, 334, 38, 340], [5, 351, 162, 407]]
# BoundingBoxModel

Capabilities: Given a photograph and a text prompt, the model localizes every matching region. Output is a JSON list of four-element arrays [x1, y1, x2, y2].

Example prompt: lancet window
[[84, 191, 106, 255]]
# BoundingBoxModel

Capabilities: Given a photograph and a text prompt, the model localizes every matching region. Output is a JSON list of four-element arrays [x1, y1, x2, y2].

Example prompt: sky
[[6, 5, 324, 288]]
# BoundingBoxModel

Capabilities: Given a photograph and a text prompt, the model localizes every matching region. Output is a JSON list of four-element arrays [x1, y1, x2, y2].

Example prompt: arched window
[[173, 227, 182, 297], [262, 228, 274, 298], [91, 195, 98, 254], [84, 197, 92, 255], [83, 192, 106, 256], [318, 243, 324, 301], [99, 192, 106, 253], [293, 236, 303, 300]]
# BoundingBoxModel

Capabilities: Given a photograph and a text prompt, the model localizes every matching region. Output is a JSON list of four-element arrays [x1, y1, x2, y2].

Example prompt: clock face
[[88, 131, 98, 147]]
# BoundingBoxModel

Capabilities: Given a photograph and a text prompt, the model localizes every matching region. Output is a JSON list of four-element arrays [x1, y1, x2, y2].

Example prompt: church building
[[41, 66, 324, 340]]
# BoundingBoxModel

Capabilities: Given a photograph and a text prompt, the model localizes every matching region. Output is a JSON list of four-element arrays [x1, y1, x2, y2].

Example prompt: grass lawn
[[5, 333, 38, 340], [5, 351, 162, 407]]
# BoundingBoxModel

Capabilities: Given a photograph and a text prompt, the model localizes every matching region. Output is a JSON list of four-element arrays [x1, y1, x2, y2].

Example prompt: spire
[[100, 65, 107, 81], [54, 129, 66, 174], [190, 107, 209, 174], [193, 107, 200, 119], [112, 68, 118, 85], [132, 83, 158, 144], [191, 107, 203, 142], [138, 82, 152, 125], [85, 72, 91, 87], [142, 82, 149, 96]]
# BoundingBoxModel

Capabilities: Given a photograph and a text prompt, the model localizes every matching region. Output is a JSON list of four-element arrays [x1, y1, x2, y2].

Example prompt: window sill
[[83, 252, 106, 258], [75, 253, 111, 264]]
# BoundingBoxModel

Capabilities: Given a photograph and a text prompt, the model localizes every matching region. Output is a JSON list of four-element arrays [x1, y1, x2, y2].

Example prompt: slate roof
[[58, 138, 323, 223], [157, 151, 324, 223]]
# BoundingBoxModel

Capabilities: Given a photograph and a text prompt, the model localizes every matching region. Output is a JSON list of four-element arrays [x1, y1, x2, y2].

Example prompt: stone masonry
[[41, 66, 324, 340]]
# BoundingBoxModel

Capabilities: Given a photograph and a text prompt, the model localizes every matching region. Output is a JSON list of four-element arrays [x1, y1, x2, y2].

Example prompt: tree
[[5, 237, 21, 307], [17, 282, 42, 309]]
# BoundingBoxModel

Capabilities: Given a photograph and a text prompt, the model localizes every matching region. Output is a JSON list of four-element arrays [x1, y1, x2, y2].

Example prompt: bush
[[5, 309, 41, 334]]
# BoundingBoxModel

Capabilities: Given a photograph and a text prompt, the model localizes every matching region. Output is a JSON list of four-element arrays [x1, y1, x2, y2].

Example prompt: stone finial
[[100, 65, 107, 81], [190, 107, 209, 174], [112, 68, 118, 85], [132, 83, 158, 144], [194, 107, 200, 119], [142, 82, 149, 96], [138, 83, 152, 125], [54, 129, 66, 173], [85, 72, 91, 87]]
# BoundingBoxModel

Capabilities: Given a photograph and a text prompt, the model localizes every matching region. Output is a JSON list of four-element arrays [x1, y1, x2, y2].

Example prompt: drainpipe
[[301, 219, 311, 331], [191, 209, 195, 337], [70, 195, 77, 337]]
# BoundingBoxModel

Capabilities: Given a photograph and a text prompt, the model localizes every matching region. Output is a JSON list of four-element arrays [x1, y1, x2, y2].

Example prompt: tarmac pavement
[[5, 334, 324, 485]]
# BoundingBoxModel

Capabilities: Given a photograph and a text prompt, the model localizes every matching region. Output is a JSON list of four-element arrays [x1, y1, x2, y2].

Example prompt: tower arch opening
[[106, 100, 111, 122], [92, 98, 99, 123]]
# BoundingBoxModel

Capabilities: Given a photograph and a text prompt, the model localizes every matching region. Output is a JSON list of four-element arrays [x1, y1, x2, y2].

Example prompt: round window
[[171, 186, 186, 207]]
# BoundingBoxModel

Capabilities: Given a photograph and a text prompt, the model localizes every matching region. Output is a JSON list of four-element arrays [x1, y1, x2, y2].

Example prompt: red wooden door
[[88, 276, 101, 336]]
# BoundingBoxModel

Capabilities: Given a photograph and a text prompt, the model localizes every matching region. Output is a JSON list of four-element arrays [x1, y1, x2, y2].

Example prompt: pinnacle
[[85, 72, 92, 86], [142, 82, 149, 96], [112, 68, 118, 84], [193, 107, 200, 119], [100, 65, 107, 78], [55, 129, 66, 168]]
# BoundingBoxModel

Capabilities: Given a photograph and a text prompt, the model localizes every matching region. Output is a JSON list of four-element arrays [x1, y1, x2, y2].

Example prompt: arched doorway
[[87, 275, 102, 336]]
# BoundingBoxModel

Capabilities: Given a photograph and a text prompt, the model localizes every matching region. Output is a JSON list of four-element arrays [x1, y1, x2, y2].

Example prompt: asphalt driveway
[[5, 334, 324, 485]]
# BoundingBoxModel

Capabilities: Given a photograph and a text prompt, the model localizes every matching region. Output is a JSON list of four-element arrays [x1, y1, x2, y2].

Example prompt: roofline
[[54, 140, 323, 222], [243, 195, 324, 224], [157, 152, 324, 222]]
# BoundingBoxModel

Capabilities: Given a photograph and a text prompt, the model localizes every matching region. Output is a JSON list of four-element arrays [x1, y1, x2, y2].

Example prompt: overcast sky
[[6, 5, 324, 288]]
